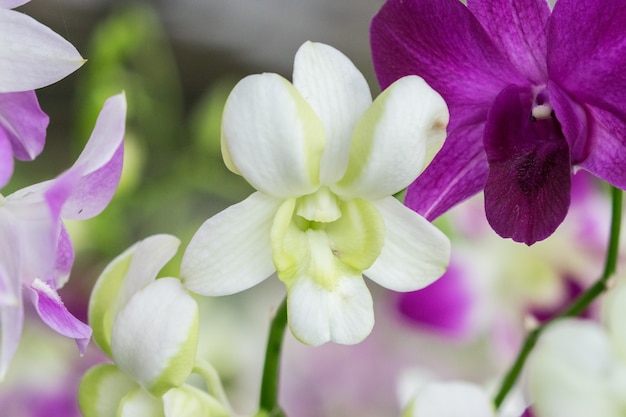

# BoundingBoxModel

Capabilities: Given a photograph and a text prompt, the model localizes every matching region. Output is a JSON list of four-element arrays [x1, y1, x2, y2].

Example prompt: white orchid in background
[[80, 234, 231, 417], [0, 0, 85, 187], [0, 93, 125, 380], [181, 41, 450, 346], [528, 282, 626, 417]]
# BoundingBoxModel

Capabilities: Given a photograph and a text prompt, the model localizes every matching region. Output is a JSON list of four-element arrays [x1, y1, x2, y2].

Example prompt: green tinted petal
[[78, 364, 137, 417], [89, 235, 180, 357], [111, 278, 199, 396], [163, 384, 230, 417], [221, 73, 325, 197], [325, 198, 385, 271], [118, 387, 165, 417]]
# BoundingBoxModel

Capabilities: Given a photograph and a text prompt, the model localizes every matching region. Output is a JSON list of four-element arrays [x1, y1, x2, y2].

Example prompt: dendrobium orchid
[[371, 0, 626, 245], [0, 0, 85, 187], [0, 93, 125, 380], [528, 283, 626, 417], [181, 41, 451, 346], [80, 235, 229, 417]]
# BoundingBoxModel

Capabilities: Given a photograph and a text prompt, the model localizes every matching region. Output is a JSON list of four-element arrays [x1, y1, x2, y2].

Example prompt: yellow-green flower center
[[271, 188, 385, 291]]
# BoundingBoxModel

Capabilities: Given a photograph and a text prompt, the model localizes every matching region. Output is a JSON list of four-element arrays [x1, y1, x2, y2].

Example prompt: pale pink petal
[[0, 91, 48, 161], [0, 302, 23, 380]]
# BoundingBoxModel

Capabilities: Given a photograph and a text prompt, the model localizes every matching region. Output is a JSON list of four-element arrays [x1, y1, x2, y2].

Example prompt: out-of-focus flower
[[371, 0, 626, 245], [181, 41, 450, 346], [0, 93, 126, 379], [0, 0, 85, 187], [80, 234, 229, 417], [528, 283, 626, 417], [402, 381, 497, 417]]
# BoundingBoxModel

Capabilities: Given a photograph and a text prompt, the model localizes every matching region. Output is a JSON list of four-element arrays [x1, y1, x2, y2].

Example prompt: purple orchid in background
[[371, 0, 626, 244], [0, 0, 85, 187], [0, 93, 126, 380]]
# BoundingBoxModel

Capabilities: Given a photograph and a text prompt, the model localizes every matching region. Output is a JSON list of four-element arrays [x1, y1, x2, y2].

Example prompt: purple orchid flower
[[371, 0, 626, 245], [0, 0, 85, 188], [0, 93, 126, 380]]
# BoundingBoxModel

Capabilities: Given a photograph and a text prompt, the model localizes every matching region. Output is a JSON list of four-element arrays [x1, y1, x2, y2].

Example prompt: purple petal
[[53, 224, 74, 290], [577, 105, 626, 190], [483, 85, 571, 245], [0, 91, 48, 161], [370, 0, 526, 110], [396, 260, 473, 339], [61, 93, 126, 220], [548, 0, 626, 119], [467, 0, 549, 83], [27, 278, 91, 354], [548, 81, 590, 163], [0, 131, 13, 188], [405, 120, 489, 221]]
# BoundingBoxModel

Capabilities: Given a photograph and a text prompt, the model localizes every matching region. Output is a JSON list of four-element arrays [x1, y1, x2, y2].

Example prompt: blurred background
[[0, 1, 614, 416]]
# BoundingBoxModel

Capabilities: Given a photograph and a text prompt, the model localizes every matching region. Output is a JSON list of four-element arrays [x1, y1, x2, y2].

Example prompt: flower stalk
[[493, 185, 623, 409]]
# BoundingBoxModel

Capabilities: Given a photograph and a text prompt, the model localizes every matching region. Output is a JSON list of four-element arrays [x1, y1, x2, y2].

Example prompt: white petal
[[409, 381, 495, 417], [163, 384, 230, 417], [181, 192, 279, 296], [89, 234, 180, 357], [287, 274, 374, 346], [529, 319, 624, 417], [221, 73, 325, 198], [293, 41, 372, 184], [0, 1, 29, 8], [365, 197, 450, 292], [0, 9, 84, 92], [334, 76, 449, 200], [111, 278, 198, 396]]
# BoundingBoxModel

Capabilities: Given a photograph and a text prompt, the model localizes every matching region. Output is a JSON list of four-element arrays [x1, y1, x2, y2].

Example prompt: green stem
[[493, 185, 622, 409], [259, 296, 289, 416]]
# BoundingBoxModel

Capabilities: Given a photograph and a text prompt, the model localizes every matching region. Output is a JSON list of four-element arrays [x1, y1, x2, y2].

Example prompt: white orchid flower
[[181, 41, 451, 346], [79, 235, 229, 417], [528, 283, 626, 417]]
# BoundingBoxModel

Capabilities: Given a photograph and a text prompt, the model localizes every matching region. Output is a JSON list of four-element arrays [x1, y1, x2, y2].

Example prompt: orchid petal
[[0, 132, 12, 188], [0, 0, 30, 8], [409, 381, 495, 417], [483, 85, 570, 244], [28, 278, 91, 354], [0, 90, 48, 160], [181, 191, 279, 296], [370, 0, 525, 108], [89, 234, 180, 357], [287, 274, 374, 346], [365, 196, 450, 292], [221, 73, 325, 198], [576, 106, 626, 190], [405, 121, 489, 221], [0, 8, 84, 92], [467, 0, 549, 83], [62, 93, 126, 220], [0, 301, 23, 381], [163, 385, 230, 417], [335, 76, 448, 199], [529, 320, 623, 417], [548, 81, 590, 163], [111, 278, 198, 396], [293, 41, 372, 184], [548, 0, 626, 119], [53, 224, 74, 289], [78, 364, 137, 417], [118, 387, 165, 417]]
